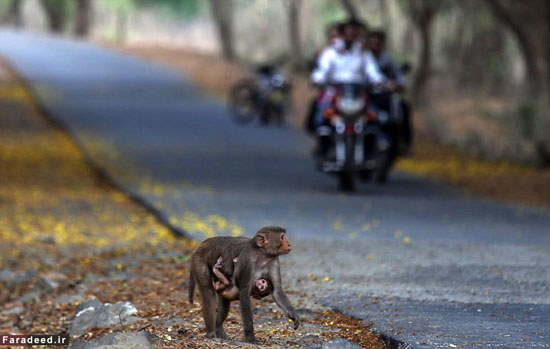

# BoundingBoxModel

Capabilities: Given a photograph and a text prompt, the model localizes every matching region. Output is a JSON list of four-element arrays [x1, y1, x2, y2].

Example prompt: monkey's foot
[[215, 327, 228, 339]]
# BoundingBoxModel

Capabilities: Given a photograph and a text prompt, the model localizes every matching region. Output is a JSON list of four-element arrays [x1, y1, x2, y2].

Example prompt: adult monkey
[[189, 226, 300, 343]]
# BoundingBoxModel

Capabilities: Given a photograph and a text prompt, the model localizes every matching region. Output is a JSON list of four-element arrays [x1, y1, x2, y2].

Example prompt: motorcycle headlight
[[336, 97, 364, 115]]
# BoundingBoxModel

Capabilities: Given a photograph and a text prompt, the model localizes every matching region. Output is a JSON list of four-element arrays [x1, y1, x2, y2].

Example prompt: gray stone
[[18, 290, 41, 303], [321, 338, 363, 349], [2, 306, 24, 315], [37, 275, 59, 291], [161, 317, 189, 328], [54, 293, 86, 305], [0, 269, 37, 287], [69, 300, 141, 337], [299, 334, 322, 347], [0, 269, 16, 282], [68, 331, 152, 349]]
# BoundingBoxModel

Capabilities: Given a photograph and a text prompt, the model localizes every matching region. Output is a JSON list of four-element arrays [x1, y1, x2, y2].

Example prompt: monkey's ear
[[255, 233, 268, 248]]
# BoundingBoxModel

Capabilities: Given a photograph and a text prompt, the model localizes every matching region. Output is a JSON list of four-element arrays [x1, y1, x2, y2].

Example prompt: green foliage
[[317, 0, 348, 24], [131, 0, 205, 19], [100, 0, 134, 12]]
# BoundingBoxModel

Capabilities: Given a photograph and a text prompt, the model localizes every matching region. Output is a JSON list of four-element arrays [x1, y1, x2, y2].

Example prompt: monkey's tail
[[188, 271, 195, 304]]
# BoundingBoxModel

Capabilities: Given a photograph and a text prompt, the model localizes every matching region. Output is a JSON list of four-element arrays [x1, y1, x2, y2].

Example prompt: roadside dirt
[[0, 59, 385, 348]]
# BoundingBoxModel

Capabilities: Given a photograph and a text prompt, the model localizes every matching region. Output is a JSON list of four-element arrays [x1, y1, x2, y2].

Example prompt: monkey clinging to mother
[[188, 226, 300, 343]]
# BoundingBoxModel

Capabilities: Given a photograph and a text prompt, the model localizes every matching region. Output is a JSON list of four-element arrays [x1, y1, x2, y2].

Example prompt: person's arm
[[311, 48, 334, 85], [363, 51, 385, 85], [385, 53, 406, 88]]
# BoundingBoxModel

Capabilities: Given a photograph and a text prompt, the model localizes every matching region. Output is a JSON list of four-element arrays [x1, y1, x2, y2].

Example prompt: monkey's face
[[256, 278, 268, 292], [255, 227, 292, 256], [278, 233, 292, 255], [252, 278, 272, 299]]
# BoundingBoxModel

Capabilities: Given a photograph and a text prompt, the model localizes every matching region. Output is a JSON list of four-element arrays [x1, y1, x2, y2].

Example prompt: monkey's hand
[[288, 313, 300, 330], [214, 256, 223, 269]]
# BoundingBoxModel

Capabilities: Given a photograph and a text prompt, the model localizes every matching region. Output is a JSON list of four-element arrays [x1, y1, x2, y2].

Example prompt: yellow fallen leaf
[[403, 236, 411, 244], [322, 276, 331, 282]]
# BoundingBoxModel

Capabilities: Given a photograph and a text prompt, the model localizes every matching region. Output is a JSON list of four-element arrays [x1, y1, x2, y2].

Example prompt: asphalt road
[[1, 31, 549, 348]]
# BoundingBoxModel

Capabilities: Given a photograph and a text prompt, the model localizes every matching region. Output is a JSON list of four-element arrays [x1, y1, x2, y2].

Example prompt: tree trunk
[[75, 0, 91, 37], [208, 0, 236, 61], [409, 0, 438, 103], [41, 0, 67, 33], [287, 0, 303, 71], [339, 0, 359, 21], [378, 0, 392, 49], [484, 0, 544, 93], [115, 8, 128, 43], [8, 0, 23, 28], [413, 17, 433, 102]]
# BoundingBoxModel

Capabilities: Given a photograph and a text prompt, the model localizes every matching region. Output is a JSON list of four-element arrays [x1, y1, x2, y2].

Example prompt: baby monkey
[[212, 256, 273, 300]]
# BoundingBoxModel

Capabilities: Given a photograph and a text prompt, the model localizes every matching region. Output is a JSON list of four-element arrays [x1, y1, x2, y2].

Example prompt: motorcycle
[[316, 84, 393, 191], [228, 65, 291, 125]]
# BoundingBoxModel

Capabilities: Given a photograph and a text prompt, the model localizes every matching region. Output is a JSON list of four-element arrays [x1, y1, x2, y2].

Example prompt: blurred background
[[1, 2, 549, 347], [0, 0, 548, 167]]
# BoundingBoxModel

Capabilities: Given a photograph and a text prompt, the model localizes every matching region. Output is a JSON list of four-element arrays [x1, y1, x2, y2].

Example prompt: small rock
[[19, 270, 38, 283], [299, 334, 322, 345], [0, 269, 16, 282], [54, 293, 86, 305], [162, 317, 189, 328], [69, 331, 152, 349], [37, 276, 60, 291], [2, 306, 24, 315], [0, 269, 37, 287], [69, 300, 141, 337], [18, 290, 41, 303], [322, 338, 363, 349]]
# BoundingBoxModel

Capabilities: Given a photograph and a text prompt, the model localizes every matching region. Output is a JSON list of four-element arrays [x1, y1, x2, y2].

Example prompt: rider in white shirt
[[311, 23, 384, 85], [309, 21, 385, 159]]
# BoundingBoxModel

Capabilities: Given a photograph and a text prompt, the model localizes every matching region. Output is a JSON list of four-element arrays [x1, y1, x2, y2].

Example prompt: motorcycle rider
[[367, 30, 412, 153], [310, 20, 386, 159]]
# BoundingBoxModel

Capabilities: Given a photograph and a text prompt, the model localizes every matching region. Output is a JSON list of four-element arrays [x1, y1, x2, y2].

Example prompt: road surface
[[1, 31, 549, 348]]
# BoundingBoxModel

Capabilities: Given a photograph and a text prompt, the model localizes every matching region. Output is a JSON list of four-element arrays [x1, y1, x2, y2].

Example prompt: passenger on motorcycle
[[367, 30, 413, 152], [309, 20, 386, 159]]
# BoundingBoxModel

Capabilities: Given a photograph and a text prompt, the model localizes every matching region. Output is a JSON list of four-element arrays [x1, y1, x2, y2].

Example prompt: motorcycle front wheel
[[339, 133, 356, 192]]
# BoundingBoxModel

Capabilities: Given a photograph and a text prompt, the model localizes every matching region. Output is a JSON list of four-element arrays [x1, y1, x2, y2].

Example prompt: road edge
[[328, 303, 414, 349], [0, 48, 415, 348], [0, 55, 191, 240]]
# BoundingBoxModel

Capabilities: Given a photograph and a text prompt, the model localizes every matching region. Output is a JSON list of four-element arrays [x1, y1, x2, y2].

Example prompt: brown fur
[[188, 226, 299, 342]]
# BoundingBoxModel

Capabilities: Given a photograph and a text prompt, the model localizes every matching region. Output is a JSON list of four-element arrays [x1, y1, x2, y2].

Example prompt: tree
[[485, 0, 549, 167], [75, 0, 91, 37], [285, 0, 304, 71], [208, 0, 236, 61], [339, 0, 360, 20], [4, 0, 23, 28], [484, 0, 548, 94], [41, 0, 69, 33], [406, 0, 441, 103]]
